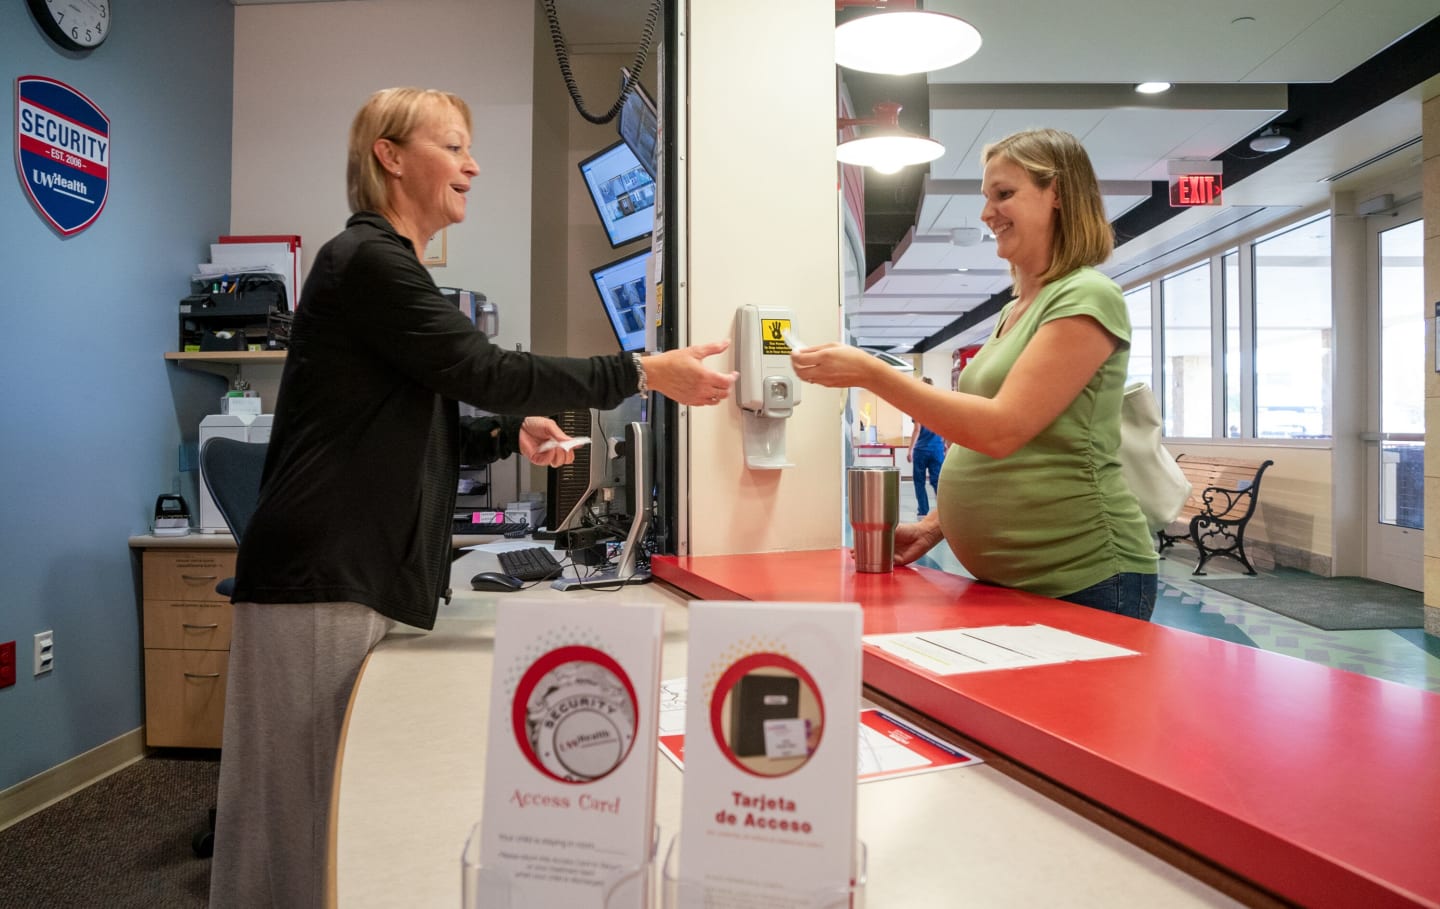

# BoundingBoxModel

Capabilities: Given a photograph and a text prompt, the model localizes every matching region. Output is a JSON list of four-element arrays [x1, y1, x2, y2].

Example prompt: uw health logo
[[15, 76, 110, 236]]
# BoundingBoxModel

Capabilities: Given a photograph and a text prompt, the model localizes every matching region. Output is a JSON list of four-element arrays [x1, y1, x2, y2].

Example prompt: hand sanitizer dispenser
[[733, 305, 801, 469]]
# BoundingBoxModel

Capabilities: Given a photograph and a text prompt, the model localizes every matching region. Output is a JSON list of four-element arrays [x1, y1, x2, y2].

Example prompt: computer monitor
[[589, 249, 650, 353], [548, 397, 648, 535], [577, 140, 655, 249], [546, 399, 652, 590], [617, 68, 658, 178]]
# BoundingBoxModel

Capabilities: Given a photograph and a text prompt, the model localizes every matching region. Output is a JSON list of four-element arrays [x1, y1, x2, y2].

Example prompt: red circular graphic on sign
[[709, 652, 825, 777], [511, 645, 639, 784]]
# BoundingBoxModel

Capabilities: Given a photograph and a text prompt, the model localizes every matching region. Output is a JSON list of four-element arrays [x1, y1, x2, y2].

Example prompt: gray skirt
[[208, 601, 393, 909]]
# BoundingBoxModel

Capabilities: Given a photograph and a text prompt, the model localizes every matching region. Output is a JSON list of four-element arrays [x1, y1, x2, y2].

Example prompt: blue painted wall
[[0, 1, 234, 792]]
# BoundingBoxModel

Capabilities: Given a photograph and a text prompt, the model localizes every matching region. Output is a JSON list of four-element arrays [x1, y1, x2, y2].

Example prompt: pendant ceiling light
[[837, 101, 945, 174], [835, 0, 982, 75]]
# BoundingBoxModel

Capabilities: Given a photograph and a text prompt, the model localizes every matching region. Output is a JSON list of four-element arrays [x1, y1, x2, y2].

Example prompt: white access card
[[537, 436, 591, 452]]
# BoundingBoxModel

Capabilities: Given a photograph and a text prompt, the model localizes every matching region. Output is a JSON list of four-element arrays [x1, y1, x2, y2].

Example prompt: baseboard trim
[[1268, 541, 1333, 576], [0, 728, 149, 832]]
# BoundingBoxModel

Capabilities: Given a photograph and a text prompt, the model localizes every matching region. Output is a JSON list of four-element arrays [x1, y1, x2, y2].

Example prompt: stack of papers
[[864, 625, 1139, 676], [194, 235, 301, 311]]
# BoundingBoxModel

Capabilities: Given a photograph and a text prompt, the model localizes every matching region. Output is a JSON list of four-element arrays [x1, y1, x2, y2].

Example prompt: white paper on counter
[[864, 624, 1139, 675]]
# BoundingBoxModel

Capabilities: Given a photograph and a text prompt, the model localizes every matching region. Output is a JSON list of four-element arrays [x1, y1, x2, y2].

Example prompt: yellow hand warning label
[[760, 318, 792, 356]]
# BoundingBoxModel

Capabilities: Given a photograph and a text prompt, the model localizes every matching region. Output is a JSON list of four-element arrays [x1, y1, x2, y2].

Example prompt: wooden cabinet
[[140, 548, 235, 748]]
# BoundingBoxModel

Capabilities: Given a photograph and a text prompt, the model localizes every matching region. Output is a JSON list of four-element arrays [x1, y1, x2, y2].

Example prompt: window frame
[[1119, 207, 1333, 443]]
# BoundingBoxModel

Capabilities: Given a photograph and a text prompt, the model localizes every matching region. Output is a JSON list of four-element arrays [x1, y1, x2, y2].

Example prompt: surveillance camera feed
[[577, 141, 655, 249], [590, 249, 650, 353]]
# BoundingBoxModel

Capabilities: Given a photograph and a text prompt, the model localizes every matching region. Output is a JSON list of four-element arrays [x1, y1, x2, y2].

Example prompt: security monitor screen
[[617, 71, 658, 178], [577, 141, 655, 249], [590, 249, 649, 353]]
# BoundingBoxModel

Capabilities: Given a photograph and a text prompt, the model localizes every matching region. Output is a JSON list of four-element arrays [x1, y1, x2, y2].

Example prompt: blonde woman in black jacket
[[210, 87, 736, 909]]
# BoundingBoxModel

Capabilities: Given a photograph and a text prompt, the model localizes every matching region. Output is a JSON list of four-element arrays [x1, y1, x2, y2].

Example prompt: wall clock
[[28, 0, 111, 52]]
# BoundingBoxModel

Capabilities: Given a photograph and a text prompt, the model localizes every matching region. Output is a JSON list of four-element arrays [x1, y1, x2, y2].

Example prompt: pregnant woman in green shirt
[[792, 128, 1157, 619]]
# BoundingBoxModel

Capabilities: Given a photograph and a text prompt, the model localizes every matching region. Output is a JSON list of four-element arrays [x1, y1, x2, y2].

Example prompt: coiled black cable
[[541, 0, 662, 125]]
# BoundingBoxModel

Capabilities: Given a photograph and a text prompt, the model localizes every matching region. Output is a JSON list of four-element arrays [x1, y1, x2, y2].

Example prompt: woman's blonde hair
[[346, 87, 472, 213], [982, 128, 1112, 286]]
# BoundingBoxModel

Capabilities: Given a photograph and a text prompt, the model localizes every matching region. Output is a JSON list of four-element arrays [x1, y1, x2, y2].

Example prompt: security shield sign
[[16, 76, 110, 236]]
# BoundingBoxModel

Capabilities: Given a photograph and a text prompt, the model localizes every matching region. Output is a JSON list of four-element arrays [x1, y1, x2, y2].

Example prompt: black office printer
[[178, 272, 288, 351]]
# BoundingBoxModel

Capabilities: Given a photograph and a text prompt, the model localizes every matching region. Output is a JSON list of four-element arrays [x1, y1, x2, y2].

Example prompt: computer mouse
[[470, 571, 524, 592]]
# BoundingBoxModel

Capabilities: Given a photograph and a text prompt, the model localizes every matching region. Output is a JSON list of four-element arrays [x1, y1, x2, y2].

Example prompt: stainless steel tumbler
[[848, 467, 900, 573]]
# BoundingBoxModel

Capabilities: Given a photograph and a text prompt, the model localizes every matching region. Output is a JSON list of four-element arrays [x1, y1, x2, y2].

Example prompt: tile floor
[[890, 474, 1440, 694]]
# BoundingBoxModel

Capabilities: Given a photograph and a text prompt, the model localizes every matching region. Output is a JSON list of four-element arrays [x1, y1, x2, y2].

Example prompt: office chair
[[191, 438, 268, 858]]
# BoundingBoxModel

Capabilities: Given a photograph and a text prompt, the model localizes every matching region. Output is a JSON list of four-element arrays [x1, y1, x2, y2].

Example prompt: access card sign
[[479, 601, 663, 907], [15, 76, 110, 236], [676, 601, 862, 907]]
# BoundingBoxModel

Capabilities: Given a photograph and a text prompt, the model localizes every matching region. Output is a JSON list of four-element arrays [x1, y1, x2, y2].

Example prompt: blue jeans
[[1058, 572, 1157, 621], [912, 448, 943, 516]]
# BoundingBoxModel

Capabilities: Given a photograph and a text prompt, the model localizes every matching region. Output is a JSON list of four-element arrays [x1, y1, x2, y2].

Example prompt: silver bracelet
[[631, 352, 648, 395]]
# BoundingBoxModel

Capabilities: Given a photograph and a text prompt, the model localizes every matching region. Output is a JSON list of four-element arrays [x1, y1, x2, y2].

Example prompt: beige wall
[[919, 347, 954, 390], [557, 53, 653, 358], [685, 0, 843, 555], [230, 0, 536, 354], [227, 0, 538, 505], [1423, 79, 1440, 636], [228, 0, 566, 506], [529, 1, 570, 360], [529, 43, 656, 484]]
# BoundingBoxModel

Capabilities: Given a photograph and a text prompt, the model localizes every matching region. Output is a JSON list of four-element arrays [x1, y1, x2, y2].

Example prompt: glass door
[[1364, 201, 1424, 589]]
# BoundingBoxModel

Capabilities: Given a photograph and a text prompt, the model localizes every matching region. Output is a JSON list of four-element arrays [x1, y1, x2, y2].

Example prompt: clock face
[[28, 0, 110, 51]]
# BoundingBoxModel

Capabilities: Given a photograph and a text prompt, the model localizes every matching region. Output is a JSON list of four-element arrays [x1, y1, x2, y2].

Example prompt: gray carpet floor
[[1195, 569, 1424, 631], [0, 754, 217, 909]]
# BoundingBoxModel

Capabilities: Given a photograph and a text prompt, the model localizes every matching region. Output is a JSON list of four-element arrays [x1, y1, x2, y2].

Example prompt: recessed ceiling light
[[1135, 82, 1172, 94]]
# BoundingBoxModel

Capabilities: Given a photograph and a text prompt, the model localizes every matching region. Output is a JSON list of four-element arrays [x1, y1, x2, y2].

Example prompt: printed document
[[864, 624, 1139, 676]]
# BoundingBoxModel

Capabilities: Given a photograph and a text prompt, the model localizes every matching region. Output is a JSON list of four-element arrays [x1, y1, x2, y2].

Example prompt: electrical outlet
[[0, 640, 16, 688], [34, 630, 53, 676]]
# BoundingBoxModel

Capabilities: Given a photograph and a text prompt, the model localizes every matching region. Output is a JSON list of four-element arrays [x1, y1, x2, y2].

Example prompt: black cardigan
[[232, 212, 640, 629]]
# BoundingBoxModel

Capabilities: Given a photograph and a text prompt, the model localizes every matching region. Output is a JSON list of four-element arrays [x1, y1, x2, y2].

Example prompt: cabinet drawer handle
[[181, 574, 219, 582], [182, 623, 221, 630], [184, 672, 222, 679]]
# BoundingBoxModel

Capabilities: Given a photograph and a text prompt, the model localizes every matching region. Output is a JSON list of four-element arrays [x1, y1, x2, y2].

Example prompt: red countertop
[[651, 549, 1440, 908]]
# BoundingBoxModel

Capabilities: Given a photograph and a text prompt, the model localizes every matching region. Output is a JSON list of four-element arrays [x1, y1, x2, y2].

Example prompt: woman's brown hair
[[982, 128, 1113, 286]]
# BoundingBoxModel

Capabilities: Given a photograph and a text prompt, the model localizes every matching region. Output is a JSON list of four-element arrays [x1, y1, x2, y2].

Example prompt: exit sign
[[1170, 173, 1223, 207]]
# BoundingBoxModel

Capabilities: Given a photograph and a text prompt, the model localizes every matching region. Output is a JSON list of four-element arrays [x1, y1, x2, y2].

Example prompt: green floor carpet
[[1195, 570, 1423, 631]]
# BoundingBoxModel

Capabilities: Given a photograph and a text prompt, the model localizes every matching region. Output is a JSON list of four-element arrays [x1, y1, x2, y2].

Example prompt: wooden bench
[[1157, 455, 1274, 575]]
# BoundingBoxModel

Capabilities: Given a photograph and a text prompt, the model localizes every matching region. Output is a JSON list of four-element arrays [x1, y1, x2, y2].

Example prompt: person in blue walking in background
[[906, 377, 947, 517]]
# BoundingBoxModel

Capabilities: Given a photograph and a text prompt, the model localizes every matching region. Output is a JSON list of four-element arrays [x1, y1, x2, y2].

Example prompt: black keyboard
[[497, 546, 564, 582], [453, 518, 529, 536]]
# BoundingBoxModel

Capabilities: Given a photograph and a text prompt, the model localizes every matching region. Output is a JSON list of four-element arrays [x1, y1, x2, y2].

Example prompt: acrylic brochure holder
[[461, 821, 658, 908], [660, 835, 867, 909]]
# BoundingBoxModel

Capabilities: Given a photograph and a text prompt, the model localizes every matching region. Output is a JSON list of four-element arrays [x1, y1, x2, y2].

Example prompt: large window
[[1223, 251, 1241, 437], [1378, 218, 1425, 529], [1160, 263, 1212, 436], [1122, 210, 1337, 442], [1123, 285, 1152, 388], [1252, 214, 1332, 438]]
